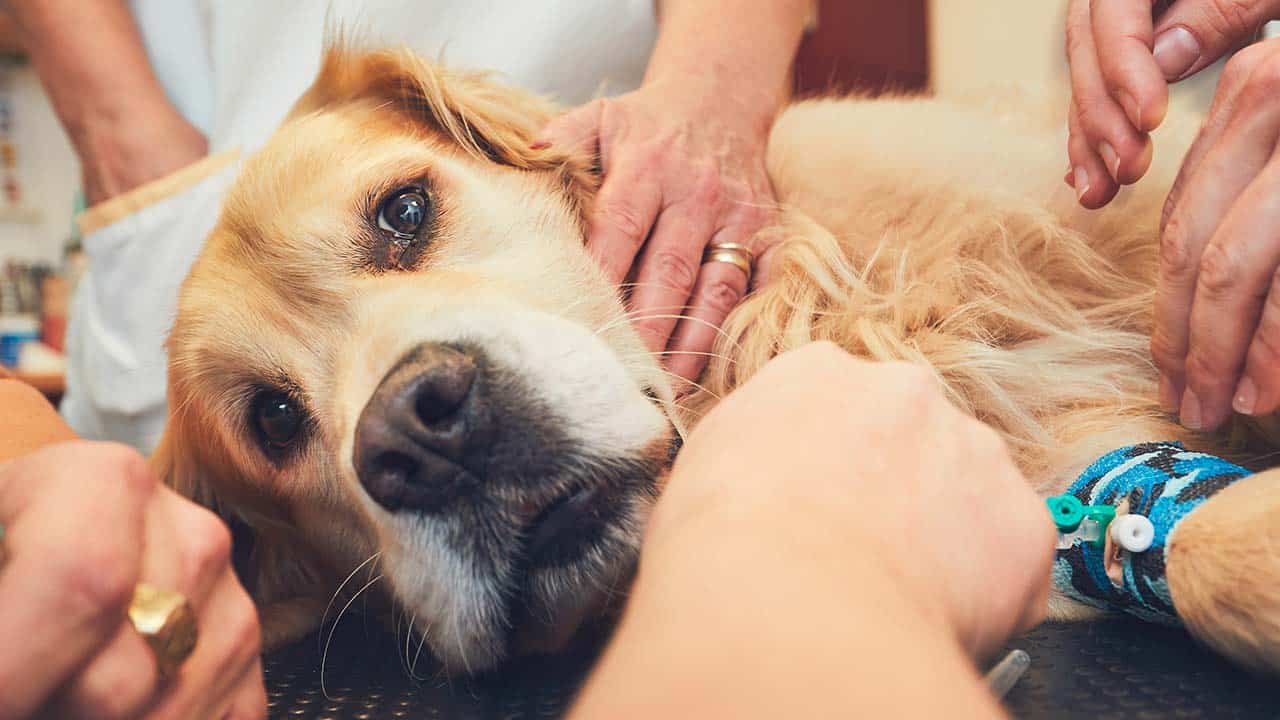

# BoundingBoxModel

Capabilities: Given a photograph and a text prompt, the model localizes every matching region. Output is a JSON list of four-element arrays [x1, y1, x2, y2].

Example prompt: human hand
[[1064, 0, 1280, 207], [540, 75, 781, 384], [0, 442, 265, 719], [1140, 37, 1280, 429], [646, 342, 1055, 658], [77, 102, 208, 206]]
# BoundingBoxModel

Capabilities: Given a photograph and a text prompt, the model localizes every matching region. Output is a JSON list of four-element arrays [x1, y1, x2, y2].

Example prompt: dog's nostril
[[375, 451, 419, 482], [409, 350, 477, 426], [415, 383, 467, 424]]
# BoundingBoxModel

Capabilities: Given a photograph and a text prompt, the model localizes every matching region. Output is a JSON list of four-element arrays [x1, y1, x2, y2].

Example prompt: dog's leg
[[1167, 469, 1280, 675]]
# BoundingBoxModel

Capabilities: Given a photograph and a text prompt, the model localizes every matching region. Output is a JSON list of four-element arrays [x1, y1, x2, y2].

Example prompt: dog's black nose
[[354, 343, 491, 512]]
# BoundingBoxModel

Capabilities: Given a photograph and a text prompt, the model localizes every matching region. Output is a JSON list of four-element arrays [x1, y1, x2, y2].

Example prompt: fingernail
[[1180, 387, 1203, 430], [1234, 376, 1258, 416], [1099, 142, 1121, 182], [1153, 27, 1201, 81], [1158, 374, 1179, 413], [1073, 167, 1090, 202], [1117, 89, 1143, 129], [529, 140, 551, 150]]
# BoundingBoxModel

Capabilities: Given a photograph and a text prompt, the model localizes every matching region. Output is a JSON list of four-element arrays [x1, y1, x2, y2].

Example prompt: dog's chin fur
[[157, 43, 1280, 676]]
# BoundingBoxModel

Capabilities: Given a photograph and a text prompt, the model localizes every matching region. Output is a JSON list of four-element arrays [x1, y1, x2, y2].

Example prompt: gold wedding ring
[[128, 583, 198, 677], [702, 241, 755, 282]]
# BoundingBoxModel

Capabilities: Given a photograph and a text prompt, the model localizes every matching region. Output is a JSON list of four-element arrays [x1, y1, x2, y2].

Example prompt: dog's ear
[[150, 423, 225, 518], [288, 42, 600, 219], [150, 423, 262, 588], [291, 43, 553, 167], [151, 419, 326, 646]]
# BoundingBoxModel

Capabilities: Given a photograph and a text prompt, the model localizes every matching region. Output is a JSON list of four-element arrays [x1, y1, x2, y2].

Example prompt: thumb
[[537, 99, 604, 157], [1153, 0, 1280, 81]]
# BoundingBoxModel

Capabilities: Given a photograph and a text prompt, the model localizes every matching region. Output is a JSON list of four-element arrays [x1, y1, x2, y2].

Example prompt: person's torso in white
[[61, 0, 657, 450]]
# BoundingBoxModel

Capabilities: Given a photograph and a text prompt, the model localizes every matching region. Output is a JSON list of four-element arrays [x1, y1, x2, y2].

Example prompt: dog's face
[[158, 49, 675, 672]]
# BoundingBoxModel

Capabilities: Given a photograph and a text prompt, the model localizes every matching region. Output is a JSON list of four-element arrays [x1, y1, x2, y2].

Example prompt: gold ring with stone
[[702, 242, 755, 282], [128, 583, 198, 677]]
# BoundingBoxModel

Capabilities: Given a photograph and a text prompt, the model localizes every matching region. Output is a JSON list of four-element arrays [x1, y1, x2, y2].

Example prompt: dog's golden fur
[[158, 44, 1280, 675]]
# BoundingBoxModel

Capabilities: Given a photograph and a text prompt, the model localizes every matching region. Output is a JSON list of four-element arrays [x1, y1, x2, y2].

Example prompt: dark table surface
[[264, 617, 1280, 719]]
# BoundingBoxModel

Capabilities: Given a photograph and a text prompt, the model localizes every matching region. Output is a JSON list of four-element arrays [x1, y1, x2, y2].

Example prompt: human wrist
[[75, 101, 207, 205], [645, 0, 808, 131], [575, 519, 997, 719]]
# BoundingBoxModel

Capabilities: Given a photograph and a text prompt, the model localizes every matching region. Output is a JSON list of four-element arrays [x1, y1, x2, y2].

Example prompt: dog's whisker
[[658, 399, 710, 421], [452, 619, 474, 678], [645, 367, 724, 401], [320, 572, 384, 700], [318, 551, 382, 652], [409, 619, 433, 680], [401, 610, 418, 678], [648, 350, 738, 365], [594, 313, 746, 353]]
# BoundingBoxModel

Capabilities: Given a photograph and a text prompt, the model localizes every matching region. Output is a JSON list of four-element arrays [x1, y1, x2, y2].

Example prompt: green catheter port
[[1046, 494, 1115, 549]]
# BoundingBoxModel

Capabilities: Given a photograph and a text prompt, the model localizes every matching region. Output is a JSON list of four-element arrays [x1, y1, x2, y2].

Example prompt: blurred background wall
[[1, 0, 1219, 269]]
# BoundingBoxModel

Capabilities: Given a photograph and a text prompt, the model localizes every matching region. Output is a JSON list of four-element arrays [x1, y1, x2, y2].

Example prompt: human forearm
[[9, 0, 206, 203], [10, 0, 169, 148], [649, 0, 811, 133], [0, 379, 77, 463], [571, 519, 1005, 719]]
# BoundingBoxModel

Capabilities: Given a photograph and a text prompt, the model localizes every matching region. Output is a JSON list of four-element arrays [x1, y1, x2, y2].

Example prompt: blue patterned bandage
[[1050, 442, 1251, 625]]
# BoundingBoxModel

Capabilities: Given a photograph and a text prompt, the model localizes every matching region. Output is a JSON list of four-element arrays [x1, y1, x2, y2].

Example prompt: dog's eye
[[377, 187, 431, 238], [253, 392, 302, 448]]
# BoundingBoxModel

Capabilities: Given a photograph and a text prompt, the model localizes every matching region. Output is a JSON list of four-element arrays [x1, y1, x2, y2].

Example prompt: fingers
[[1152, 0, 1280, 81], [49, 486, 239, 718], [1066, 0, 1154, 206], [148, 566, 263, 719], [1161, 41, 1268, 235], [1067, 99, 1121, 208], [585, 154, 663, 284], [0, 443, 152, 719], [220, 658, 268, 720], [1180, 156, 1280, 429], [539, 100, 603, 156], [662, 243, 751, 383], [1153, 44, 1280, 418], [1236, 273, 1280, 417], [1089, 0, 1169, 130], [45, 624, 159, 720], [628, 171, 723, 357]]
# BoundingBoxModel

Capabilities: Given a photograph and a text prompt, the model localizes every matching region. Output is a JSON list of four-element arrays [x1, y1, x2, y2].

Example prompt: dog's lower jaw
[[507, 558, 632, 658]]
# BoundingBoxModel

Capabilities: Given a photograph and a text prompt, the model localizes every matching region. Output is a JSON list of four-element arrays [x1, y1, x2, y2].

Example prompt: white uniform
[[62, 0, 657, 451]]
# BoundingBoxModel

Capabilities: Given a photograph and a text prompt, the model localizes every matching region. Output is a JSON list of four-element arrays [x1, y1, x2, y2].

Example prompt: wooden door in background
[[795, 0, 928, 96]]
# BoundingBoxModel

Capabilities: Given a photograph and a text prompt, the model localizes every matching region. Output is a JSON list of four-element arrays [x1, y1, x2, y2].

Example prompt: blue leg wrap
[[1051, 442, 1251, 625]]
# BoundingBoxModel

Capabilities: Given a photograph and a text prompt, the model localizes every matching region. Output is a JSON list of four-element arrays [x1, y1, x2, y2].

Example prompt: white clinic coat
[[62, 0, 657, 451]]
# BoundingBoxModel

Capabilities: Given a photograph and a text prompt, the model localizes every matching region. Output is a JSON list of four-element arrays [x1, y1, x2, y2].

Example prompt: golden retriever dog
[[155, 43, 1280, 676]]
